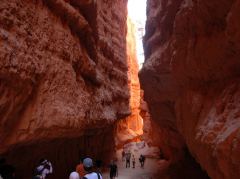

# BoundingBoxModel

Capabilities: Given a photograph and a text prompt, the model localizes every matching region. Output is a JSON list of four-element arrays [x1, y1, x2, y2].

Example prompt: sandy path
[[102, 143, 169, 179]]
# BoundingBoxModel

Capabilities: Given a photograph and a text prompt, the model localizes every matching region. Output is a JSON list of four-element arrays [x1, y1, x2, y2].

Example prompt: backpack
[[33, 165, 45, 178]]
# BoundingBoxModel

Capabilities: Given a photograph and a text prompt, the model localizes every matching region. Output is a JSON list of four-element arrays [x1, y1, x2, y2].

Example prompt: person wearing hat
[[82, 158, 102, 179]]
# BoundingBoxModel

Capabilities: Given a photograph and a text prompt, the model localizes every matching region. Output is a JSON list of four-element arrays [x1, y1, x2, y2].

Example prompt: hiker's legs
[[127, 160, 130, 168]]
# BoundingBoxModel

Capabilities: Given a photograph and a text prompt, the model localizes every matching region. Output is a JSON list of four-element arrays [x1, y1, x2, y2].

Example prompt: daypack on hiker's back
[[33, 165, 45, 179], [34, 166, 43, 175]]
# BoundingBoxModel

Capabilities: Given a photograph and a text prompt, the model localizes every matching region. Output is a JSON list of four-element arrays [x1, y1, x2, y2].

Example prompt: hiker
[[121, 150, 125, 161], [132, 155, 135, 168], [0, 158, 15, 179], [125, 151, 131, 168], [82, 158, 102, 179], [139, 155, 146, 168], [33, 159, 53, 179], [69, 171, 80, 179], [76, 158, 85, 178], [109, 160, 118, 179]]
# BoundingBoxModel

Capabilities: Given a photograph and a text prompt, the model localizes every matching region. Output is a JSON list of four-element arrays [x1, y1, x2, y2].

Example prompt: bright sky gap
[[127, 0, 147, 69]]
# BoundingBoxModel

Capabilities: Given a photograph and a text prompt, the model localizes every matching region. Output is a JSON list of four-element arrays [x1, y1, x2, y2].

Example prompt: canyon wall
[[140, 0, 240, 178], [0, 0, 128, 178], [115, 17, 143, 147], [140, 90, 160, 147]]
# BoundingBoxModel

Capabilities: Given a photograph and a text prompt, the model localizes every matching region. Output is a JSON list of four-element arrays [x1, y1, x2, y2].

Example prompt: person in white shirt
[[69, 171, 80, 179], [82, 158, 102, 179], [34, 159, 53, 179]]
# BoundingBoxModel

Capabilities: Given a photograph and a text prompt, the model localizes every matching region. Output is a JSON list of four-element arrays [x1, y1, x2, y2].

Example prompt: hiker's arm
[[48, 162, 53, 173]]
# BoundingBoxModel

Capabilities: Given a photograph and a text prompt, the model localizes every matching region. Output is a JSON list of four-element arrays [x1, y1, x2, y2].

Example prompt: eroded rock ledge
[[140, 0, 240, 178]]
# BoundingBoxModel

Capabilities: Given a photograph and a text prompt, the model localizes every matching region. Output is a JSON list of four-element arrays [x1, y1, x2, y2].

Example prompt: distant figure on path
[[109, 160, 118, 179], [139, 155, 146, 168], [0, 158, 15, 179], [132, 155, 135, 168], [82, 158, 102, 179], [69, 171, 80, 179], [125, 151, 131, 168], [33, 159, 53, 179], [76, 158, 85, 178]]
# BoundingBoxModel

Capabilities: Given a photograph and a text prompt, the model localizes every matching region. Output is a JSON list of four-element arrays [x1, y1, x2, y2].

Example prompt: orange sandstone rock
[[0, 0, 129, 178], [115, 17, 143, 147]]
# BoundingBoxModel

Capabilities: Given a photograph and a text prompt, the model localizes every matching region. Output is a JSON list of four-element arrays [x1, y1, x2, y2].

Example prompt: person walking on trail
[[132, 155, 135, 169], [125, 151, 131, 168], [76, 158, 85, 178], [109, 160, 118, 179], [139, 155, 146, 168], [69, 171, 80, 179], [82, 158, 102, 179], [33, 159, 53, 179]]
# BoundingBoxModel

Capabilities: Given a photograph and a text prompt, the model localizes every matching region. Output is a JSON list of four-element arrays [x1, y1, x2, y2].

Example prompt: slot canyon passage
[[1, 0, 240, 179]]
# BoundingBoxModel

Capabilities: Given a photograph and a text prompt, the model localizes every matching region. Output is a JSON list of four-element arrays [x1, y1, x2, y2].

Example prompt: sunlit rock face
[[115, 18, 143, 147], [140, 0, 240, 178], [0, 0, 128, 177]]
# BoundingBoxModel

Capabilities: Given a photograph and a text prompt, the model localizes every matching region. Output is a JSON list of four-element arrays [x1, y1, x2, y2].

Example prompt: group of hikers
[[0, 151, 146, 179], [122, 150, 146, 169], [69, 157, 103, 179], [0, 156, 117, 179]]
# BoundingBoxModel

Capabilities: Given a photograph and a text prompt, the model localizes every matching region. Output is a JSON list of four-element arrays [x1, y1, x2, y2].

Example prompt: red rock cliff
[[0, 0, 128, 178], [140, 0, 240, 178]]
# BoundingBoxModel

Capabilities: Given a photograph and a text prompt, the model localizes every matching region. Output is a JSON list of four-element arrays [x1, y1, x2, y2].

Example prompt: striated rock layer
[[140, 0, 240, 178], [0, 0, 128, 178], [115, 17, 143, 147]]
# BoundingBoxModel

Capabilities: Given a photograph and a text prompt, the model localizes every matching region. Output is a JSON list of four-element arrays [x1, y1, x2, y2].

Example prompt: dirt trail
[[102, 142, 169, 179]]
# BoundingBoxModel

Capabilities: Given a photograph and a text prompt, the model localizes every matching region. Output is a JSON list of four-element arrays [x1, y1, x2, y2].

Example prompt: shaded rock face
[[115, 18, 143, 147], [140, 90, 162, 148], [0, 0, 128, 177], [4, 127, 115, 178], [140, 0, 240, 178]]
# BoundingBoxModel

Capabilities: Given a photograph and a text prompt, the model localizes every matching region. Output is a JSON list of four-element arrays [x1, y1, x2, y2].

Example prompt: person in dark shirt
[[139, 155, 146, 168], [0, 158, 15, 179], [109, 160, 118, 179]]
